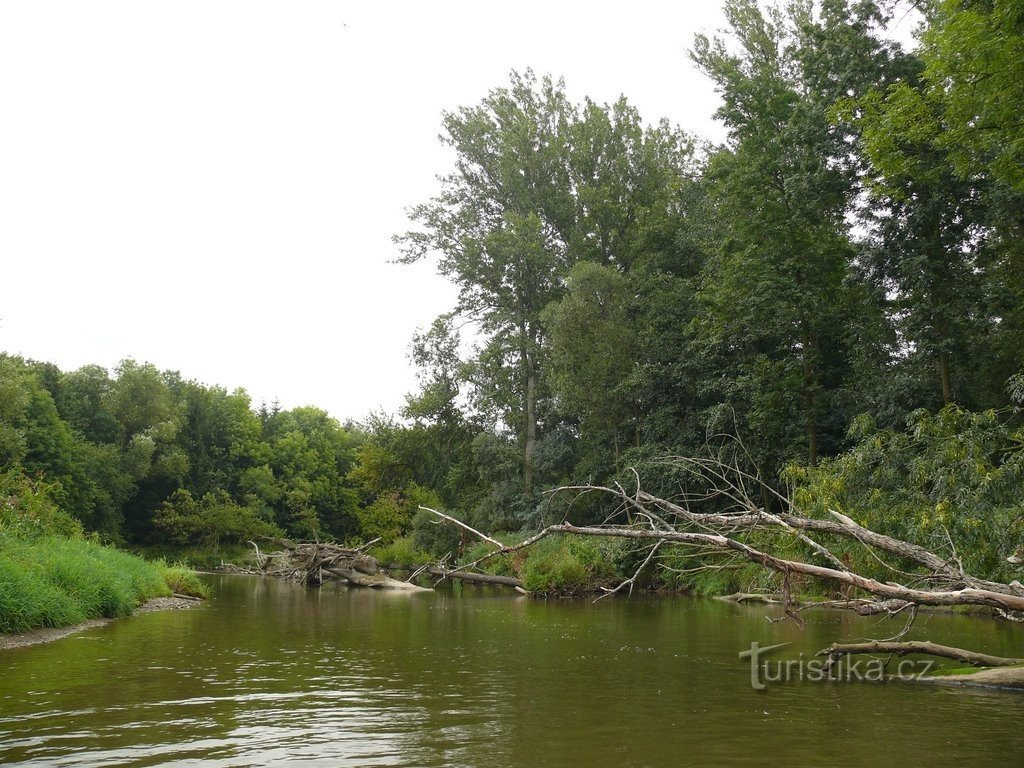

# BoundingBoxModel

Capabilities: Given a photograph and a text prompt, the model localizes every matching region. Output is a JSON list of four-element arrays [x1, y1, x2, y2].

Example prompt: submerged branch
[[818, 641, 1024, 668]]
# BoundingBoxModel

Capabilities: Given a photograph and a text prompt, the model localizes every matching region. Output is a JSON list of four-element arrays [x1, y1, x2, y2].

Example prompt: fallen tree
[[818, 641, 1023, 669], [225, 539, 523, 591], [416, 450, 1024, 680]]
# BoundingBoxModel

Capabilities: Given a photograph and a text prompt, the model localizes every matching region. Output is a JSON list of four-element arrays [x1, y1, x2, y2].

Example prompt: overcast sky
[[0, 1, 914, 423]]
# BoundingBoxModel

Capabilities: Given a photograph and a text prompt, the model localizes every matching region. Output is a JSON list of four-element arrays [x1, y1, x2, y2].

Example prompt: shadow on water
[[1, 574, 1021, 767]]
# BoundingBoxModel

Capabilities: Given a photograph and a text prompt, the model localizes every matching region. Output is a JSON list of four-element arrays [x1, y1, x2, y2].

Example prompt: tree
[[543, 261, 638, 465], [846, 0, 1024, 405], [398, 70, 690, 494], [177, 382, 263, 498], [153, 488, 281, 549], [916, 0, 1024, 195], [264, 406, 359, 538], [690, 0, 907, 469]]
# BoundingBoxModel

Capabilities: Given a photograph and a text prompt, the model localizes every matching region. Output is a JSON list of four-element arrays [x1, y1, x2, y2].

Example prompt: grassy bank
[[0, 534, 208, 635], [0, 472, 207, 636]]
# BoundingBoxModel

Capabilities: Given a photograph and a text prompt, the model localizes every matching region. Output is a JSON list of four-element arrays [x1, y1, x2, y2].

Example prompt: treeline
[[0, 356, 362, 547], [3, 0, 1023, 572], [385, 0, 1024, 542]]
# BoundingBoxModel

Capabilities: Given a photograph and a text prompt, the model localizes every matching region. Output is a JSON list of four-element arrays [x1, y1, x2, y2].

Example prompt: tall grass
[[0, 534, 209, 635], [1, 468, 207, 635]]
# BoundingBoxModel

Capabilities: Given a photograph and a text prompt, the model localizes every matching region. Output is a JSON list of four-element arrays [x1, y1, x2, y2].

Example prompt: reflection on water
[[1, 575, 1022, 767]]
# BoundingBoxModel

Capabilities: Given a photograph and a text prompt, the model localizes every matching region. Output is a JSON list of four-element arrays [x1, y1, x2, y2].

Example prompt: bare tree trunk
[[820, 641, 1022, 668], [523, 352, 537, 492], [802, 338, 818, 467], [489, 522, 1024, 612], [384, 563, 523, 588], [938, 349, 953, 405], [324, 567, 430, 591]]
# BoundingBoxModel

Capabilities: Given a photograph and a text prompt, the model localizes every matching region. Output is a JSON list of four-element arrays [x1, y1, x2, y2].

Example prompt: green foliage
[[410, 508, 463, 558], [454, 532, 538, 579], [787, 406, 1024, 582], [356, 492, 407, 544], [518, 535, 620, 595], [0, 534, 173, 634], [153, 489, 282, 549], [159, 561, 210, 598], [370, 536, 432, 567], [543, 262, 637, 451], [918, 0, 1024, 194], [356, 482, 443, 545], [0, 469, 84, 540]]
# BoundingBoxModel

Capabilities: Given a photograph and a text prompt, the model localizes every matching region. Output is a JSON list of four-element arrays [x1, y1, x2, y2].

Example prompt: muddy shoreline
[[0, 596, 202, 651]]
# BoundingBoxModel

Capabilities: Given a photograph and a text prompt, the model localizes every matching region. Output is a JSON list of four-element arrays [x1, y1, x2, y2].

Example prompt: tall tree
[[691, 0, 907, 468], [855, 80, 989, 406], [398, 70, 689, 493], [397, 72, 574, 491], [542, 261, 638, 466], [854, 0, 1024, 399]]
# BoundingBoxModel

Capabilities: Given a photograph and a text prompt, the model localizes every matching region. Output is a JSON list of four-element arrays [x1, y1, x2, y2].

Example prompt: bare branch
[[418, 505, 504, 548], [594, 541, 663, 602]]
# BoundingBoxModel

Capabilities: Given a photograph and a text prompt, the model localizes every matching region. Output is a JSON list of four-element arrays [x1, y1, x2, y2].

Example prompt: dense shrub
[[519, 535, 620, 595]]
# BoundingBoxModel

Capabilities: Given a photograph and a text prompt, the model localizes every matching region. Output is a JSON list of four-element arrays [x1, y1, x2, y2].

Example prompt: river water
[[1, 574, 1022, 767]]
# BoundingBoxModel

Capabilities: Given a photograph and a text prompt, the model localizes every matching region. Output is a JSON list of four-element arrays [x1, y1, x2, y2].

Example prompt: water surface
[[1, 575, 1022, 767]]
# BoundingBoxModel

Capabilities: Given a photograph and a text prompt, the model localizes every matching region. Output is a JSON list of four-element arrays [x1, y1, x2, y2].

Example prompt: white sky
[[0, 1, 916, 423]]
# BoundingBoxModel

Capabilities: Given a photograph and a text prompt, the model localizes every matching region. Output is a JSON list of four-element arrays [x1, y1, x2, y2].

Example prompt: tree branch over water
[[424, 453, 1024, 615]]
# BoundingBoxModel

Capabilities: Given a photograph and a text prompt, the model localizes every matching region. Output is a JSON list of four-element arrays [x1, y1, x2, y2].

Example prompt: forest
[[2, 0, 1023, 599]]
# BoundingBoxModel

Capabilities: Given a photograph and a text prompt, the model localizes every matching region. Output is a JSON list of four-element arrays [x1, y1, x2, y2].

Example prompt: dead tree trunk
[[819, 641, 1023, 668], [382, 563, 523, 588]]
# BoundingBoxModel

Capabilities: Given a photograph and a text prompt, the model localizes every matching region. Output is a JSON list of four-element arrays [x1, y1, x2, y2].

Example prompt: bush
[[786, 406, 1024, 583], [160, 561, 211, 598], [519, 535, 620, 595], [0, 469, 84, 540], [357, 482, 444, 545], [370, 536, 432, 567]]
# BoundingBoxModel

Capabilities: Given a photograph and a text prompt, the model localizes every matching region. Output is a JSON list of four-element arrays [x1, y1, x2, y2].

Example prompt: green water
[[1, 575, 1022, 767]]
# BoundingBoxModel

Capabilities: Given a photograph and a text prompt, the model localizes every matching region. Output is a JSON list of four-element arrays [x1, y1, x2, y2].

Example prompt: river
[[1, 574, 1022, 767]]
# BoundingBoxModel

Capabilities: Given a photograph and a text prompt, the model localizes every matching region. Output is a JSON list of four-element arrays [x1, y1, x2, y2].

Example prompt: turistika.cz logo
[[739, 641, 936, 690]]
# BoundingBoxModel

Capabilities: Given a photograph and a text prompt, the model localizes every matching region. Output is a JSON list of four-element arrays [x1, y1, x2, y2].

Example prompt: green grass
[[0, 535, 206, 635], [160, 561, 211, 598], [370, 536, 432, 567], [518, 535, 620, 595]]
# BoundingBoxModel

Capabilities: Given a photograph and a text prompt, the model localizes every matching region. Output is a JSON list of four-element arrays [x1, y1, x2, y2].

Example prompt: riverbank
[[0, 534, 209, 637], [0, 594, 202, 651]]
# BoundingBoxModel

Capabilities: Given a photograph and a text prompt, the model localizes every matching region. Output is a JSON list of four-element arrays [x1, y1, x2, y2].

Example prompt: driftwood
[[411, 439, 1024, 618], [230, 540, 523, 592], [382, 563, 523, 588], [414, 455, 1024, 686], [455, 521, 1024, 613], [231, 541, 416, 589], [716, 593, 783, 604], [323, 567, 429, 591], [819, 641, 1024, 668]]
